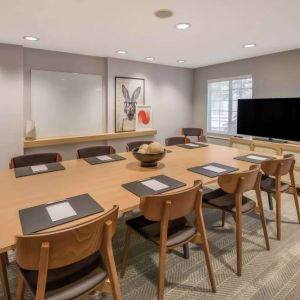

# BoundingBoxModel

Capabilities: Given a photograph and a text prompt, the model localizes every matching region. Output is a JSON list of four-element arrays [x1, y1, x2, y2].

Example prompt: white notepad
[[186, 143, 199, 147], [141, 179, 169, 191], [203, 165, 227, 173], [96, 155, 114, 161], [46, 201, 77, 222], [31, 164, 48, 173], [246, 155, 268, 161]]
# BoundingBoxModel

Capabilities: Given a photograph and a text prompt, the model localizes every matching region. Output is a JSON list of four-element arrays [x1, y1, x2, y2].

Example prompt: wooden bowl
[[132, 148, 166, 167]]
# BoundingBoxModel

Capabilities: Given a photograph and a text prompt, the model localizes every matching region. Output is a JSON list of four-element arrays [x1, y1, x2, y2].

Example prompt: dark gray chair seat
[[10, 153, 61, 169], [260, 175, 290, 193], [126, 141, 152, 152], [126, 215, 197, 247], [203, 188, 256, 213], [165, 136, 190, 146], [77, 146, 116, 159], [19, 252, 107, 300]]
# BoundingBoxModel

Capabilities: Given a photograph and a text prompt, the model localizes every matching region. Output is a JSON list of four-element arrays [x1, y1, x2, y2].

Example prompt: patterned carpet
[[2, 187, 300, 300]]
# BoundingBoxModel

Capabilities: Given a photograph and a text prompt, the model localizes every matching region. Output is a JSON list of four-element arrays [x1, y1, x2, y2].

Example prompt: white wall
[[0, 44, 24, 169], [107, 58, 194, 149]]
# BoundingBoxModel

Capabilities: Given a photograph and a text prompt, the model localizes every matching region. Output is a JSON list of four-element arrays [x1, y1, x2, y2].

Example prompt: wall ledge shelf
[[24, 129, 157, 148]]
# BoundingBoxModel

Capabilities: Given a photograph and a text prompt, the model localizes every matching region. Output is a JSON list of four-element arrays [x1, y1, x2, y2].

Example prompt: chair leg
[[256, 190, 270, 250], [105, 248, 122, 300], [120, 227, 132, 278], [16, 273, 25, 300], [221, 211, 226, 227], [292, 185, 300, 224], [4, 252, 9, 265], [158, 244, 167, 300], [275, 191, 282, 240], [197, 208, 216, 292], [183, 243, 189, 259], [236, 208, 242, 276], [0, 252, 11, 300], [267, 193, 274, 210]]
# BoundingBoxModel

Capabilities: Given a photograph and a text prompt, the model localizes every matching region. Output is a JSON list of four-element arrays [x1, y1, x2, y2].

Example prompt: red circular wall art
[[138, 110, 150, 124]]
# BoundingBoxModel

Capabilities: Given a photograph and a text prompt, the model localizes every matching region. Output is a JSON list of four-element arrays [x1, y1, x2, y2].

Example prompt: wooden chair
[[15, 206, 122, 300], [165, 136, 190, 146], [182, 128, 207, 142], [77, 146, 116, 159], [9, 153, 62, 169], [120, 181, 216, 300], [203, 165, 270, 276], [260, 154, 300, 240], [126, 141, 152, 152]]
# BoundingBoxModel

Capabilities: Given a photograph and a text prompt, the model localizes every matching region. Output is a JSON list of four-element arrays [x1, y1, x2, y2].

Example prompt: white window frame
[[207, 75, 252, 136]]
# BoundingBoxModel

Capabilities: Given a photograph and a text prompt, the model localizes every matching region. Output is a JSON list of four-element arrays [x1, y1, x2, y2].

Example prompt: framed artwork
[[115, 77, 145, 132], [136, 105, 152, 130]]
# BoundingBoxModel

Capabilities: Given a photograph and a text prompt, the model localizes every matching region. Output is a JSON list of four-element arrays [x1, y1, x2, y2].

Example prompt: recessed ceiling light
[[175, 23, 191, 30], [177, 60, 186, 63], [155, 9, 174, 19], [145, 57, 155, 61], [116, 50, 127, 54], [243, 43, 256, 48], [23, 36, 39, 41]]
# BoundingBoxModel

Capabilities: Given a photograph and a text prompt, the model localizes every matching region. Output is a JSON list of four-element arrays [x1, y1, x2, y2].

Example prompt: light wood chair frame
[[15, 206, 122, 300], [182, 128, 207, 143], [204, 165, 270, 276], [120, 181, 216, 300], [261, 154, 300, 240]]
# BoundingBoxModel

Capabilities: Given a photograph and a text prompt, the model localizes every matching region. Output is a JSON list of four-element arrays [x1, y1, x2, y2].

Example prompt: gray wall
[[0, 44, 24, 169], [107, 58, 193, 149], [25, 55, 193, 158], [193, 49, 300, 135], [0, 44, 194, 168], [23, 48, 108, 160], [2, 43, 300, 169]]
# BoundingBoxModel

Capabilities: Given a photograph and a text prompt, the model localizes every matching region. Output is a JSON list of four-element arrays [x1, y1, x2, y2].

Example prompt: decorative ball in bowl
[[132, 142, 166, 167]]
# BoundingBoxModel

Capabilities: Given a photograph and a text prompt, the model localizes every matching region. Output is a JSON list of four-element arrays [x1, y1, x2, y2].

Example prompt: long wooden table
[[0, 144, 266, 299]]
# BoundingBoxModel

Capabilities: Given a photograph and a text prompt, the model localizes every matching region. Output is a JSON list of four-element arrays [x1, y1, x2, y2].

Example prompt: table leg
[[0, 252, 11, 300]]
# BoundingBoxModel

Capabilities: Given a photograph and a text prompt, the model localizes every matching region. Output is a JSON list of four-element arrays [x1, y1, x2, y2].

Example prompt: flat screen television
[[237, 98, 300, 142]]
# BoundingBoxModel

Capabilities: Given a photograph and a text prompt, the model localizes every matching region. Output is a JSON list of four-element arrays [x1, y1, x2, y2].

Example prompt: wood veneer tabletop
[[0, 144, 266, 253]]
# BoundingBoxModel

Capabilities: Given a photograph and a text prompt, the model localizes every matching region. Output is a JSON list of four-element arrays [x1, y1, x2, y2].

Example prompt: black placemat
[[177, 143, 208, 149], [188, 162, 239, 178], [14, 162, 65, 178], [122, 175, 186, 197], [84, 154, 126, 165], [19, 193, 104, 235], [234, 154, 275, 164]]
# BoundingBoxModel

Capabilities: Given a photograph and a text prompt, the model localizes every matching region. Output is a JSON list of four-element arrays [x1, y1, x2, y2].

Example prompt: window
[[207, 75, 252, 135]]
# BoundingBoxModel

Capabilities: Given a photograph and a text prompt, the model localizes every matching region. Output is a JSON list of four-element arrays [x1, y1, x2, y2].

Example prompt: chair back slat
[[182, 128, 203, 138], [15, 206, 118, 270], [218, 165, 260, 194], [126, 141, 152, 152], [261, 154, 295, 177], [165, 137, 190, 146], [77, 146, 116, 159], [10, 153, 62, 169], [139, 181, 202, 221]]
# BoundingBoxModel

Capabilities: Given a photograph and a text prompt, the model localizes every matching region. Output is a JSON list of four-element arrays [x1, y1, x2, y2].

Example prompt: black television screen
[[237, 98, 300, 142]]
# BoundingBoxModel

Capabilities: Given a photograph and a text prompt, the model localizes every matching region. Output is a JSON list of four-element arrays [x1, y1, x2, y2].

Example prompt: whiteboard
[[31, 70, 103, 138]]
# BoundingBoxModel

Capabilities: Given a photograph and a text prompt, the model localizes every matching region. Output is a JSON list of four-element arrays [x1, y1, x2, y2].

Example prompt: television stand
[[253, 137, 288, 143]]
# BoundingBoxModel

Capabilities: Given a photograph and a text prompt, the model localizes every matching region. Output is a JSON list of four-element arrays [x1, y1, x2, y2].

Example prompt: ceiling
[[1, 0, 300, 68]]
